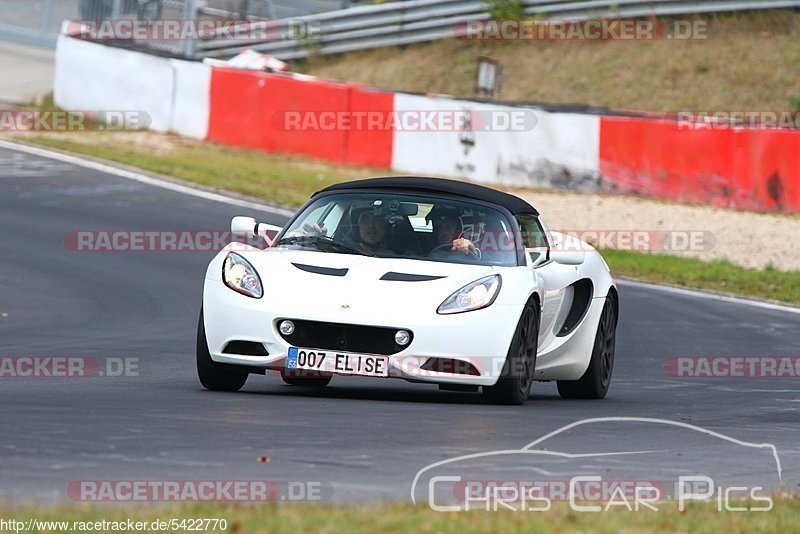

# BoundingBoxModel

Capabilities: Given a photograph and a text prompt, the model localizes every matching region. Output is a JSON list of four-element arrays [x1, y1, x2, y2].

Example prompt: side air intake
[[557, 279, 594, 337]]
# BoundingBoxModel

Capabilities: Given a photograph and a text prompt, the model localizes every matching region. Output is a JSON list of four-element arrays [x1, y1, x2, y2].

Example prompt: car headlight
[[223, 252, 263, 299], [437, 275, 501, 315]]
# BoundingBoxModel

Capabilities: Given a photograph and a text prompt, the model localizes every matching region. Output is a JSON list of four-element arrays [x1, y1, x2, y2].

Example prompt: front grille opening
[[278, 319, 411, 355], [420, 358, 480, 376], [222, 341, 269, 356]]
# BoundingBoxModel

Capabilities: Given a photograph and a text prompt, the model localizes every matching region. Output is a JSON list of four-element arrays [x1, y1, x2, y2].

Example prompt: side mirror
[[231, 216, 257, 236], [231, 216, 283, 246], [551, 249, 585, 266]]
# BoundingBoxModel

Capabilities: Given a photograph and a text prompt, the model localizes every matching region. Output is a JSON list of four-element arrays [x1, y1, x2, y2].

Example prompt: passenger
[[427, 206, 477, 256]]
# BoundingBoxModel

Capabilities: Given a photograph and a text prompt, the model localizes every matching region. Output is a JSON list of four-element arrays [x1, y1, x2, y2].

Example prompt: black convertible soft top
[[315, 176, 539, 216]]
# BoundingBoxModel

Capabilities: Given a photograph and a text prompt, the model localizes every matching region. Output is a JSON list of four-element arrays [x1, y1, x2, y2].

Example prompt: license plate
[[287, 347, 389, 378]]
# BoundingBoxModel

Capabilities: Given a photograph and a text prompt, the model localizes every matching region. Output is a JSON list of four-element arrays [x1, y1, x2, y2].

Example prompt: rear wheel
[[483, 303, 539, 405], [196, 309, 248, 392], [557, 295, 617, 399], [280, 368, 332, 388]]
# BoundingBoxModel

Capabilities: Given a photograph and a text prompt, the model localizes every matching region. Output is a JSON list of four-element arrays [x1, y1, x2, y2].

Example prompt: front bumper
[[203, 279, 521, 387]]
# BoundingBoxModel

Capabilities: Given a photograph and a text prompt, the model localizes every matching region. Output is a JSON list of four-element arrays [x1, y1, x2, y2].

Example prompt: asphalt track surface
[[0, 142, 798, 505]]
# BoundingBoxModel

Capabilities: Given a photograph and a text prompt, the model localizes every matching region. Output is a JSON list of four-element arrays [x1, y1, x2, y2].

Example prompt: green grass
[[3, 500, 799, 533], [11, 133, 800, 305], [603, 250, 800, 304], [16, 133, 388, 208]]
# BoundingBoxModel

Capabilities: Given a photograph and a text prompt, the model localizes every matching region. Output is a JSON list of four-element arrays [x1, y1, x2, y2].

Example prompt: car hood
[[245, 248, 499, 321]]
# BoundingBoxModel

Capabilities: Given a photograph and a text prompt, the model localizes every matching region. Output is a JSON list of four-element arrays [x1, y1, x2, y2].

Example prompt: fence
[[0, 0, 358, 51], [197, 0, 800, 59], [3, 0, 797, 56]]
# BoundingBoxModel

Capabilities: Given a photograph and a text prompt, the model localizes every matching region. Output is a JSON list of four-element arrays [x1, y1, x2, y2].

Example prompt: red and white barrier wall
[[54, 35, 800, 212], [391, 93, 600, 190], [54, 34, 210, 139], [206, 67, 393, 168], [600, 116, 800, 212]]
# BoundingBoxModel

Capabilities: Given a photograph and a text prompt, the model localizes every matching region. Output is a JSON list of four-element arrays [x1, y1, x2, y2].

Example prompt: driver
[[301, 208, 390, 255], [355, 210, 388, 254], [427, 206, 477, 256]]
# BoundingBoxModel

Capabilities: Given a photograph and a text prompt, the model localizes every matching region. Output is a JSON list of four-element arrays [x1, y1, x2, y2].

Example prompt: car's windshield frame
[[276, 190, 528, 267]]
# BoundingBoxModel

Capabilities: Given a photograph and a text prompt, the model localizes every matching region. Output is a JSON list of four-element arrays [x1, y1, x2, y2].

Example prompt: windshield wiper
[[277, 235, 369, 256]]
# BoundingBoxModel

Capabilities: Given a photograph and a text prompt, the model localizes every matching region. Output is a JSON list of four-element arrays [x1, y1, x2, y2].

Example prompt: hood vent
[[380, 272, 445, 282], [292, 263, 348, 277]]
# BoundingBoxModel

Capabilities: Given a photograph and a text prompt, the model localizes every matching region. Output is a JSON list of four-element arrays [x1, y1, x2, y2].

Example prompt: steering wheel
[[429, 243, 482, 259], [430, 243, 457, 255]]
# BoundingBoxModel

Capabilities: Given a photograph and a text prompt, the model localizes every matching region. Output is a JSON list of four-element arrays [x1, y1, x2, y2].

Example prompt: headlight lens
[[223, 252, 263, 299], [437, 275, 501, 315]]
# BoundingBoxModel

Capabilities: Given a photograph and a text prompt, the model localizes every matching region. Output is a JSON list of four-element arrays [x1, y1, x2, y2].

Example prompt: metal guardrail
[[0, 0, 63, 49], [197, 0, 800, 59], [0, 0, 357, 50], [0, 0, 193, 52]]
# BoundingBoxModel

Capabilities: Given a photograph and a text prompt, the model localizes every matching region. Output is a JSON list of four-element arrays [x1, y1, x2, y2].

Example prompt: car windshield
[[277, 193, 518, 267]]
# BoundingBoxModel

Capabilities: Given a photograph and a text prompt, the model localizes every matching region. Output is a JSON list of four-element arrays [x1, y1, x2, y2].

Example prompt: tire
[[557, 295, 617, 399], [483, 302, 539, 405], [196, 309, 248, 392], [280, 368, 332, 388]]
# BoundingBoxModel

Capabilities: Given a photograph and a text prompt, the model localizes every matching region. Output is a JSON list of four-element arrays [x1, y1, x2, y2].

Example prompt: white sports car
[[197, 177, 618, 405]]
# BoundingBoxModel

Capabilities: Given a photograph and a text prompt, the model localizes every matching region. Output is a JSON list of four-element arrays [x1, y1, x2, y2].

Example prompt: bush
[[485, 0, 525, 20]]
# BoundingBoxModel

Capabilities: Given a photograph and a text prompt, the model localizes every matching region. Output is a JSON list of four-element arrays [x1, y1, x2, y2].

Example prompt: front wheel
[[483, 302, 539, 405], [557, 295, 617, 399], [196, 309, 248, 392]]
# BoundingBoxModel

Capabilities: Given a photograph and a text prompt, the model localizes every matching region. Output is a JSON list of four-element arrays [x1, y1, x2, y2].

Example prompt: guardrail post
[[111, 0, 124, 18], [41, 0, 55, 32], [265, 0, 277, 20], [183, 0, 199, 58]]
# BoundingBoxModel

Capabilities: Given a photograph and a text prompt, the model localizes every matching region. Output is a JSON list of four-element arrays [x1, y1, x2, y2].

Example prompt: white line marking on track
[[618, 279, 800, 316], [0, 139, 296, 217]]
